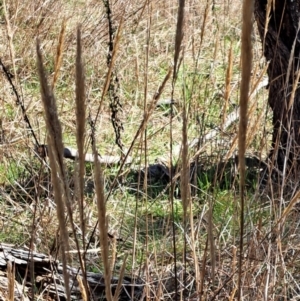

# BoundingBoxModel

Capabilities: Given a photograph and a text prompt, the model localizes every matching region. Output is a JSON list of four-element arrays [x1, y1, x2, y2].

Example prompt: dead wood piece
[[35, 144, 133, 165], [0, 243, 144, 300], [0, 272, 29, 301]]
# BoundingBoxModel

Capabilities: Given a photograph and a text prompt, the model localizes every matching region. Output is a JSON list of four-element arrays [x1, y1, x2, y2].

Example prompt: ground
[[0, 1, 299, 300]]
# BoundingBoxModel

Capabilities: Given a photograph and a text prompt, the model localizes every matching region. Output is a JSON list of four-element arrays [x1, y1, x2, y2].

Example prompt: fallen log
[[0, 243, 144, 301]]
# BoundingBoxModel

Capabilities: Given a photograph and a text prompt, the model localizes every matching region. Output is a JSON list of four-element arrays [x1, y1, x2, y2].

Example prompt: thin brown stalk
[[143, 0, 151, 192], [113, 253, 128, 301], [246, 109, 265, 148], [263, 0, 273, 53], [189, 203, 200, 293], [277, 189, 300, 224], [92, 140, 112, 301], [74, 26, 90, 297], [229, 287, 237, 301], [3, 0, 17, 82], [238, 0, 254, 300], [110, 235, 117, 276], [181, 75, 189, 225], [141, 2, 151, 299], [75, 26, 86, 246], [173, 0, 185, 79], [52, 18, 67, 90], [181, 72, 193, 295], [132, 0, 148, 33], [171, 2, 185, 299], [222, 44, 233, 129], [284, 19, 300, 96], [231, 245, 237, 297], [154, 281, 163, 301], [77, 275, 88, 301], [94, 17, 124, 123], [181, 94, 191, 296], [287, 70, 300, 112], [200, 0, 210, 49], [208, 199, 216, 285], [199, 237, 208, 301], [7, 261, 15, 301], [36, 39, 71, 301]]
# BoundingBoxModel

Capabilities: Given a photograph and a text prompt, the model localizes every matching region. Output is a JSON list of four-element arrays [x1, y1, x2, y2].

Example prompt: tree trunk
[[254, 0, 300, 178]]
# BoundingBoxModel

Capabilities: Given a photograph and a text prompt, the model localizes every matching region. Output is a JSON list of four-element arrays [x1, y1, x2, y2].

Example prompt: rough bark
[[254, 0, 300, 177]]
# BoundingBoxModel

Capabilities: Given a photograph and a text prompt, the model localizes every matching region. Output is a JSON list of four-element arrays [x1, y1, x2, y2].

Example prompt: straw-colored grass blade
[[222, 44, 233, 129], [52, 19, 67, 90], [7, 261, 15, 301], [75, 26, 86, 247], [92, 140, 113, 301], [36, 39, 71, 301]]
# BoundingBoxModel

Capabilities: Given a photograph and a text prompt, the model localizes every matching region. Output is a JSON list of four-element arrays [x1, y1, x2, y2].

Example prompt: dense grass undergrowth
[[1, 1, 300, 300]]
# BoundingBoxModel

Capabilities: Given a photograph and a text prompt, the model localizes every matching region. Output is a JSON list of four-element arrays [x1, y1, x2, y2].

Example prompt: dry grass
[[1, 0, 300, 300], [238, 0, 254, 299]]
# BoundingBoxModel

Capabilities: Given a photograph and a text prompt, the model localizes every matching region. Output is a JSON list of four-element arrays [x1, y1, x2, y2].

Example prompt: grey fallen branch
[[35, 144, 133, 165], [0, 243, 143, 301]]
